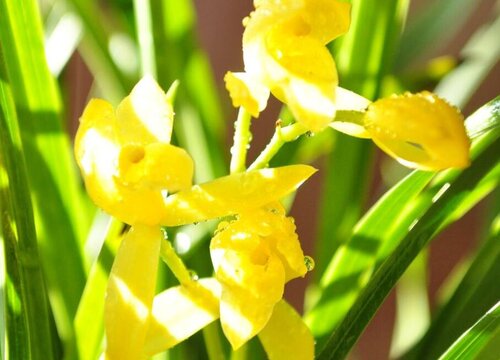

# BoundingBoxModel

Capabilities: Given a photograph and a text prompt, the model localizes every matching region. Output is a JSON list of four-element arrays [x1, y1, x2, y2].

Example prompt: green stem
[[133, 0, 157, 77], [248, 122, 308, 171], [230, 107, 252, 174], [159, 236, 195, 287], [202, 322, 226, 360], [230, 342, 248, 360]]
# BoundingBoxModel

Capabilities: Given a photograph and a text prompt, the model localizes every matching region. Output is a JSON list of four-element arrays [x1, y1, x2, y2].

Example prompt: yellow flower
[[210, 203, 308, 349], [225, 0, 351, 131], [74, 76, 194, 226], [364, 92, 470, 170]]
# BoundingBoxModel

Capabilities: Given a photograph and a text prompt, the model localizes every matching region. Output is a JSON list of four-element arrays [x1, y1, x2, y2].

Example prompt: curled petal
[[225, 71, 270, 117], [104, 226, 161, 360], [258, 300, 314, 360], [365, 92, 470, 170], [144, 278, 221, 356], [159, 165, 316, 226]]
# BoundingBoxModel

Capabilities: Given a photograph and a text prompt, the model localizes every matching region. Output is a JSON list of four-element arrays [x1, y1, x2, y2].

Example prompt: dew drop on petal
[[188, 270, 199, 281], [304, 256, 315, 272]]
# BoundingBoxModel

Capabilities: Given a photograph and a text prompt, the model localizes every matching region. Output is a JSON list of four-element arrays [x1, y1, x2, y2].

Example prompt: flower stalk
[[230, 107, 252, 173], [249, 121, 308, 171]]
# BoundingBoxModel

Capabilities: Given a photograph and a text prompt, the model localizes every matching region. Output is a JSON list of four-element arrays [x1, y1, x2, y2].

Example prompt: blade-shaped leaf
[[406, 204, 500, 359], [0, 0, 91, 345], [0, 57, 56, 360], [313, 0, 409, 281], [438, 301, 500, 360]]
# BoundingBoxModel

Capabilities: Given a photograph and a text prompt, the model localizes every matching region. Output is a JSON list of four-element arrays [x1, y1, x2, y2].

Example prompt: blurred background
[[51, 0, 499, 358]]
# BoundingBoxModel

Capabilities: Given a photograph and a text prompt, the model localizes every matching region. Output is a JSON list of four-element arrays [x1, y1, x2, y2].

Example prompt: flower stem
[[230, 343, 248, 360], [248, 122, 308, 170], [203, 322, 226, 360], [133, 0, 157, 78], [159, 235, 194, 286], [230, 107, 252, 174]]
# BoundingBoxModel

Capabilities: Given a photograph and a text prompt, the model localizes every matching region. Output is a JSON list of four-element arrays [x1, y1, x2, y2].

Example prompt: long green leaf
[[0, 0, 90, 346], [435, 15, 500, 108], [67, 0, 132, 102], [0, 53, 57, 360], [313, 0, 409, 281], [406, 206, 500, 359], [317, 100, 500, 359], [438, 301, 500, 360], [395, 0, 479, 69]]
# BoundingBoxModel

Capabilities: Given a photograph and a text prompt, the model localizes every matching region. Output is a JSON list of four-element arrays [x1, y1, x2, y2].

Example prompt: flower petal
[[115, 75, 174, 145], [258, 300, 314, 360], [224, 71, 270, 117], [143, 278, 221, 356], [159, 165, 316, 226], [104, 225, 161, 360], [218, 251, 285, 349]]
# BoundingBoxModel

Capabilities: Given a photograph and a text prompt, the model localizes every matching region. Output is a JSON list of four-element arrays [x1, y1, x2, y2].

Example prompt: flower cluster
[[75, 77, 315, 359], [75, 0, 473, 359]]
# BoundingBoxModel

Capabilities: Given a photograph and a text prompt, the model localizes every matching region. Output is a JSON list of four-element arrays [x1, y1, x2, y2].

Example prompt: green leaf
[[395, 0, 479, 69], [438, 301, 500, 360], [313, 0, 409, 282], [0, 55, 57, 360], [316, 99, 500, 359], [406, 205, 500, 359], [67, 0, 132, 102], [435, 16, 500, 108], [0, 0, 91, 347], [306, 168, 434, 336]]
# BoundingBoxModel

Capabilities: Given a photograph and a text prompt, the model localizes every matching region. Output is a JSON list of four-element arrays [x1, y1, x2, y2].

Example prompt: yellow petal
[[115, 75, 174, 145], [159, 165, 317, 226], [143, 278, 221, 356], [365, 92, 471, 170], [258, 300, 314, 360], [218, 251, 285, 349], [75, 99, 121, 211], [104, 225, 161, 360], [330, 87, 372, 138], [265, 29, 338, 131], [303, 0, 351, 44], [224, 71, 270, 117]]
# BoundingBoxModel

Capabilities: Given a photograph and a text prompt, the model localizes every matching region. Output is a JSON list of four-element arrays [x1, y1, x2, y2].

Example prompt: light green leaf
[[0, 54, 56, 360], [438, 301, 500, 360], [0, 0, 93, 348]]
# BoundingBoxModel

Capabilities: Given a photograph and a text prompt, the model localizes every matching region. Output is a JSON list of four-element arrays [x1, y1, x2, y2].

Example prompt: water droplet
[[304, 256, 315, 272], [188, 270, 199, 281]]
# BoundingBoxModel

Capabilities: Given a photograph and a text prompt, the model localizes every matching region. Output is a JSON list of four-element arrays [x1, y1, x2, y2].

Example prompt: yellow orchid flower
[[363, 92, 470, 170], [210, 203, 309, 349], [74, 76, 194, 226], [225, 0, 351, 131], [75, 76, 317, 359], [331, 91, 471, 171]]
